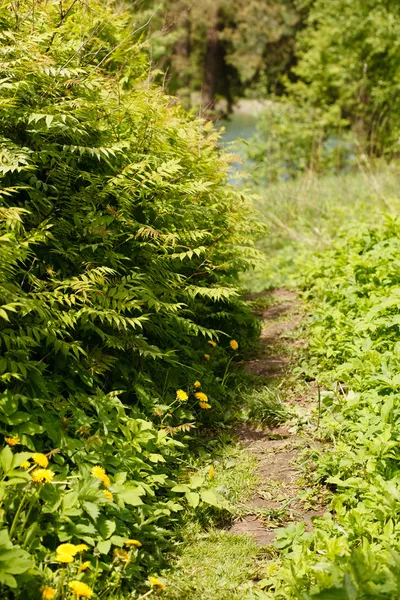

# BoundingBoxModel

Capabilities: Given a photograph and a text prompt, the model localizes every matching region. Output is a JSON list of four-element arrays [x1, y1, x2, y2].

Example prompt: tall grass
[[244, 162, 400, 291]]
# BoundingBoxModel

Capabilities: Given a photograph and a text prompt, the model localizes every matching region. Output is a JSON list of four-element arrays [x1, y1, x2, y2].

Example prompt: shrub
[[0, 1, 260, 597]]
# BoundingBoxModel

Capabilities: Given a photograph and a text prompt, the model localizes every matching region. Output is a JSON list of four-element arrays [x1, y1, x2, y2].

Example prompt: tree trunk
[[174, 12, 191, 106], [202, 7, 221, 113]]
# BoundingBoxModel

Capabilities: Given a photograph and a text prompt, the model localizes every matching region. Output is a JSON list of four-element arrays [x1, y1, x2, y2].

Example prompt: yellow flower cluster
[[78, 561, 91, 573], [230, 339, 239, 351], [203, 354, 210, 360], [149, 576, 166, 590], [199, 401, 211, 409], [125, 539, 142, 547], [55, 542, 88, 563], [103, 489, 113, 500], [176, 389, 188, 402], [114, 548, 130, 563], [33, 452, 49, 468], [42, 587, 56, 600], [195, 391, 212, 410], [68, 580, 93, 598], [31, 469, 54, 484], [193, 381, 201, 389], [5, 436, 20, 446], [208, 340, 217, 347], [208, 465, 215, 480], [91, 465, 111, 487]]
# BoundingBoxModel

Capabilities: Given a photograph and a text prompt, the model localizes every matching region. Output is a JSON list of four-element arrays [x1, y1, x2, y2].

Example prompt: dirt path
[[230, 289, 324, 545]]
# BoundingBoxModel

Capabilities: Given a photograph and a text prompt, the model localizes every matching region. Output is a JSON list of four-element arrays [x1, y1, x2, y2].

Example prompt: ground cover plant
[[0, 1, 261, 598], [258, 215, 400, 598]]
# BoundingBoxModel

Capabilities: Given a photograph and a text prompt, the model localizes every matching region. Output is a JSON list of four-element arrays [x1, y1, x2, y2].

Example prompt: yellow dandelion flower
[[5, 436, 19, 446], [91, 465, 110, 487], [31, 469, 54, 484], [78, 561, 91, 573], [149, 576, 166, 590], [199, 401, 211, 409], [91, 465, 106, 480], [230, 339, 239, 351], [55, 552, 74, 563], [194, 381, 201, 388], [204, 354, 210, 361], [103, 489, 113, 500], [194, 392, 208, 402], [208, 340, 217, 347], [125, 539, 142, 547], [33, 453, 49, 468], [176, 389, 188, 402], [42, 586, 56, 600], [113, 548, 130, 562], [68, 580, 93, 598], [209, 465, 215, 480], [56, 543, 78, 556], [21, 460, 30, 469], [75, 544, 88, 552]]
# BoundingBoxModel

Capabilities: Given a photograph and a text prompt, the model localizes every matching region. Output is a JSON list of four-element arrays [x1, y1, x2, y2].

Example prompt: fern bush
[[0, 2, 260, 597]]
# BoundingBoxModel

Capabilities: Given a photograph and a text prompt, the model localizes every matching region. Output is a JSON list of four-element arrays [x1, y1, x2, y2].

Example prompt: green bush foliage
[[0, 1, 260, 597], [248, 102, 356, 183], [263, 217, 400, 598], [248, 0, 400, 182]]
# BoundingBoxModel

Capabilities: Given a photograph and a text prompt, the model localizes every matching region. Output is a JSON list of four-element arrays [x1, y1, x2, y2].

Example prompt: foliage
[[250, 0, 400, 179], [242, 165, 400, 291], [262, 216, 400, 598], [0, 1, 260, 597], [291, 0, 400, 158], [248, 101, 356, 183], [142, 0, 301, 109]]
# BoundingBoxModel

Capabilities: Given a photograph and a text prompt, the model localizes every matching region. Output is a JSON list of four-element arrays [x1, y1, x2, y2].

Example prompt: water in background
[[217, 101, 263, 181]]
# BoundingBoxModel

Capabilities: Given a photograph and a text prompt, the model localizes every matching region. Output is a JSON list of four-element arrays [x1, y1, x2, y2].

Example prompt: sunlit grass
[[243, 164, 400, 290], [164, 525, 260, 600]]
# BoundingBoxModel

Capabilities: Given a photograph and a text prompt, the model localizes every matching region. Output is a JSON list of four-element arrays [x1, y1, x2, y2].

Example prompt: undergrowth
[[261, 215, 400, 598], [0, 2, 262, 598], [243, 164, 400, 290]]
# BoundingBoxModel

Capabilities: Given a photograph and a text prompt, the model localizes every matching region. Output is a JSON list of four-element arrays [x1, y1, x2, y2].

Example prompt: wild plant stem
[[221, 355, 235, 387], [316, 383, 321, 430], [9, 492, 27, 539]]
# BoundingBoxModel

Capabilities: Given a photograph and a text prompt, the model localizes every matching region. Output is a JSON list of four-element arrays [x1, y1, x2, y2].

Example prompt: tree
[[142, 0, 301, 111]]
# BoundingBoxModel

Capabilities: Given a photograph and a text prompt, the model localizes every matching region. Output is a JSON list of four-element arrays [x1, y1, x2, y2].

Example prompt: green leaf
[[98, 518, 116, 540], [0, 447, 13, 475], [83, 501, 100, 521], [200, 490, 220, 507], [97, 539, 111, 555], [119, 489, 144, 506], [189, 475, 204, 489], [171, 484, 190, 493], [18, 422, 44, 435], [185, 491, 200, 508]]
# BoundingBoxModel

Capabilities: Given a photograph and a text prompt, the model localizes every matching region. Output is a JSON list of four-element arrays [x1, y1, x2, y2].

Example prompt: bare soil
[[229, 289, 325, 545]]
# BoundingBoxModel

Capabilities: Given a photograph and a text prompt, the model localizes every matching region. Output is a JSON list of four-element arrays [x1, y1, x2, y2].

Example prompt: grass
[[164, 526, 260, 600], [162, 443, 261, 599], [243, 163, 400, 290], [159, 163, 400, 599]]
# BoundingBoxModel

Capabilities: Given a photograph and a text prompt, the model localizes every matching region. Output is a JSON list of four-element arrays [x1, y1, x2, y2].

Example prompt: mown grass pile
[[0, 2, 260, 598], [263, 216, 400, 598]]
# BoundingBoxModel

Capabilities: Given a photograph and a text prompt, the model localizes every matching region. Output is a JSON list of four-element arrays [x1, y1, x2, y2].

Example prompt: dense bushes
[[249, 0, 400, 182], [264, 217, 400, 598], [0, 2, 259, 597]]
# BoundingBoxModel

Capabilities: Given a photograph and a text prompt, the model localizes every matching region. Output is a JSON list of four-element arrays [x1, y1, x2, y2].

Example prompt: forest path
[[229, 289, 325, 545]]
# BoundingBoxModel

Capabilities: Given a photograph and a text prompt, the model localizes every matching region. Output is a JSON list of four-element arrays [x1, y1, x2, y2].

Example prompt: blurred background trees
[[137, 0, 301, 111]]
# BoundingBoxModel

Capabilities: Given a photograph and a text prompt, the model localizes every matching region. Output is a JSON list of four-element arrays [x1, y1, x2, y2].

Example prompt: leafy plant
[[263, 216, 400, 598], [0, 1, 260, 597]]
